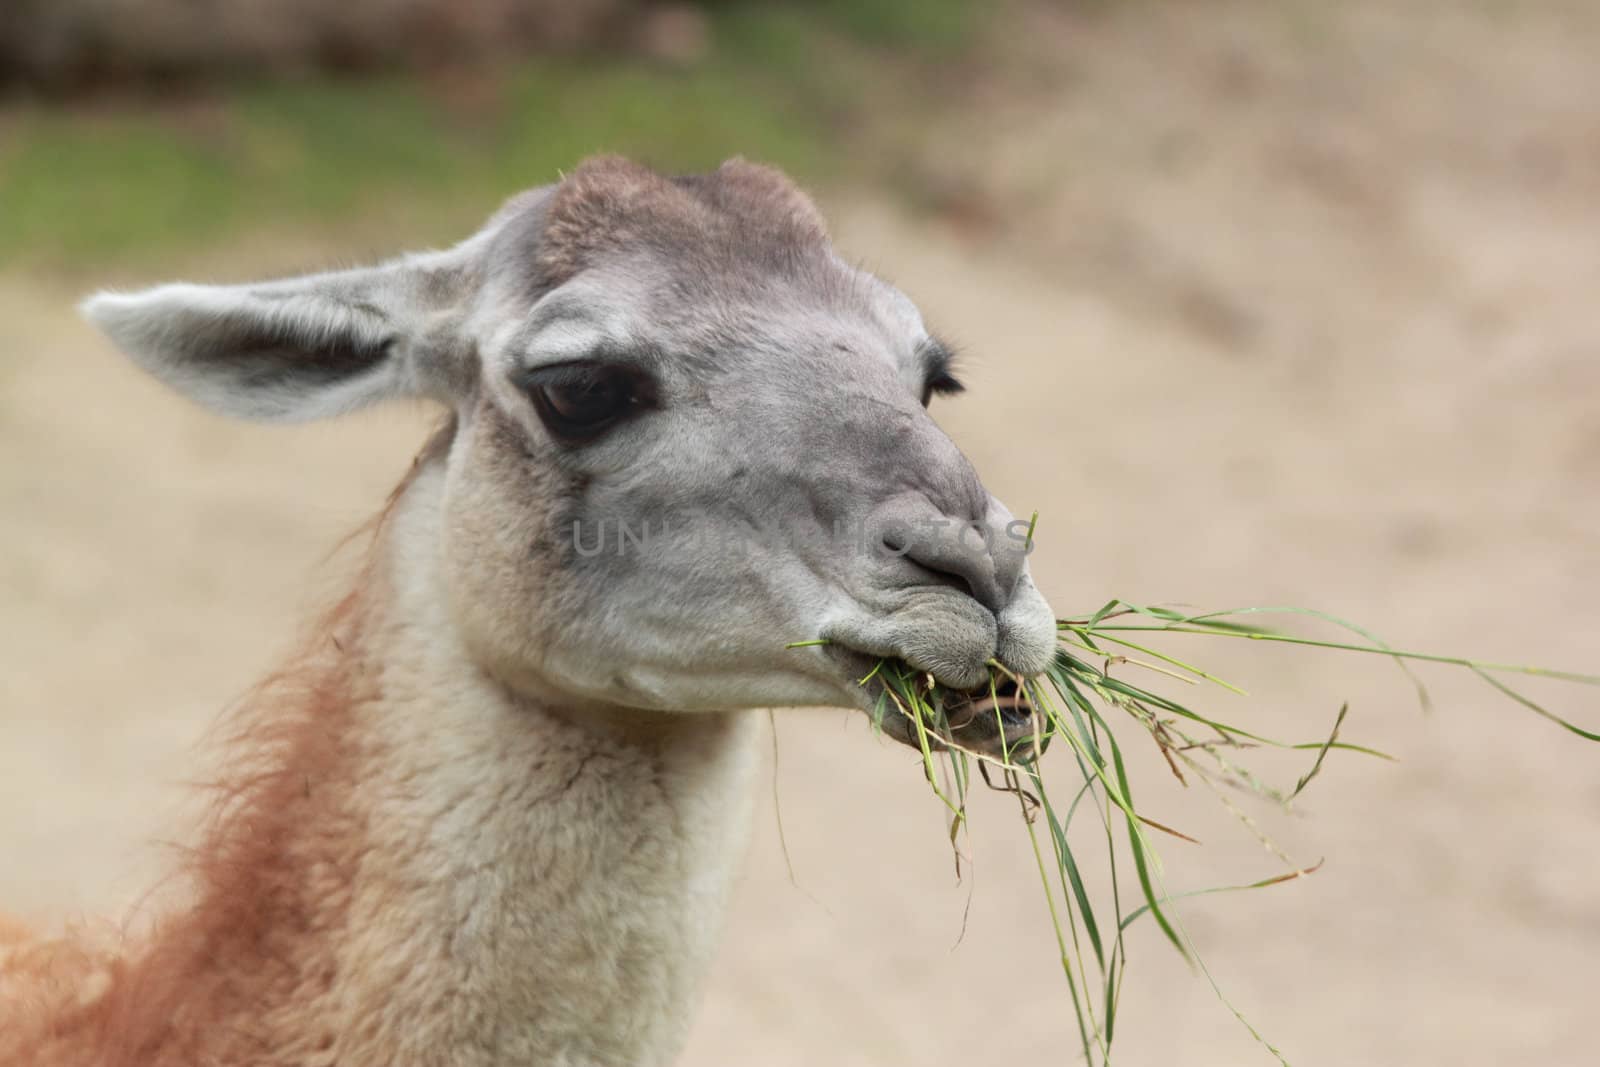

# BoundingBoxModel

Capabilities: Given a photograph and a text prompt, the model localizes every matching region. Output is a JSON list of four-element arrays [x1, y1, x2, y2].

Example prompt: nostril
[[909, 557, 976, 599], [902, 542, 999, 607], [869, 506, 1007, 610], [876, 527, 973, 597]]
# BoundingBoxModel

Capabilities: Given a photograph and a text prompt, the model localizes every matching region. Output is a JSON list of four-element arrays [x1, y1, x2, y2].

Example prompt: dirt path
[[3, 2, 1597, 1063]]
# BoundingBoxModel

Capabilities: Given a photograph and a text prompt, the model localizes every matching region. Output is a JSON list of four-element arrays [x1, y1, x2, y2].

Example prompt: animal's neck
[[96, 459, 762, 1067]]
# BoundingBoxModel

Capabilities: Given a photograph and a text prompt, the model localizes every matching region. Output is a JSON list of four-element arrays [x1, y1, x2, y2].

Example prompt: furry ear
[[709, 157, 828, 243], [538, 155, 708, 286], [81, 252, 473, 422]]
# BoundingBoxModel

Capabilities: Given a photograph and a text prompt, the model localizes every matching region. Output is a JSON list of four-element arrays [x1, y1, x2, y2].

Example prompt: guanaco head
[[83, 156, 1056, 754]]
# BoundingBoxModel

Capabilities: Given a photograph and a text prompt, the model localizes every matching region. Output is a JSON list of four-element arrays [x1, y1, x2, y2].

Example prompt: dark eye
[[518, 362, 654, 442], [917, 338, 965, 407], [920, 371, 965, 408]]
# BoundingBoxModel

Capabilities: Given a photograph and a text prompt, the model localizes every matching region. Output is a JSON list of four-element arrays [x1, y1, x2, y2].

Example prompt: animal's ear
[[80, 252, 474, 422]]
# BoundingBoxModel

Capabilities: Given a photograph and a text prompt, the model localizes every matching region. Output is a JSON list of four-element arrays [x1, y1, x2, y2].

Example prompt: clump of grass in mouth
[[792, 600, 1600, 1065]]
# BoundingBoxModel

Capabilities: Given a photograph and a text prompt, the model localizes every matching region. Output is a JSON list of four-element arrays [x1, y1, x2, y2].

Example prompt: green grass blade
[[1033, 770, 1106, 972], [1289, 703, 1347, 802], [1118, 860, 1325, 932], [1469, 665, 1600, 742], [1103, 732, 1188, 961], [1065, 625, 1248, 694]]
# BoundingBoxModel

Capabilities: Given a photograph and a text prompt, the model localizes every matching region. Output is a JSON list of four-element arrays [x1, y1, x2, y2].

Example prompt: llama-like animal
[[0, 156, 1056, 1066]]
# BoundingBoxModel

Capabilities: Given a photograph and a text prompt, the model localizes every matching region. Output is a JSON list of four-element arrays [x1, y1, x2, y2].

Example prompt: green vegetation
[[857, 602, 1599, 1064], [811, 0, 975, 51], [0, 62, 820, 270], [0, 1, 979, 270]]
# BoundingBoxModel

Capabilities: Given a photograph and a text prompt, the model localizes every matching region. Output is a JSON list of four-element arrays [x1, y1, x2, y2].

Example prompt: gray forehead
[[493, 250, 935, 384]]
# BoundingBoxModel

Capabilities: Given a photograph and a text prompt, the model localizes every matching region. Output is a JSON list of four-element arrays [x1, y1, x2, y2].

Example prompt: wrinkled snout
[[749, 333, 1058, 731], [823, 484, 1058, 694], [828, 489, 1056, 760]]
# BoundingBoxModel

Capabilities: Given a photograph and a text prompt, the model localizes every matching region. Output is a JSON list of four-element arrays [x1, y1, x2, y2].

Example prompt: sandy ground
[[3, 1, 1598, 1063]]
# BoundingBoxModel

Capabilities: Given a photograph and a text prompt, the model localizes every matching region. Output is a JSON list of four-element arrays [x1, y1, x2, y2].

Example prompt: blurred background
[[2, 1, 1597, 1063]]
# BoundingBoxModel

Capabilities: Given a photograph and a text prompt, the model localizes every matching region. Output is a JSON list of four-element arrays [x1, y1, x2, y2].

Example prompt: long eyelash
[[925, 335, 965, 394]]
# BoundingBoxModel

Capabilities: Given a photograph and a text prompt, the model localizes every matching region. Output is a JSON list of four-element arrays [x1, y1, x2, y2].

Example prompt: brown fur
[[539, 156, 705, 286], [0, 431, 448, 1067], [537, 155, 830, 287]]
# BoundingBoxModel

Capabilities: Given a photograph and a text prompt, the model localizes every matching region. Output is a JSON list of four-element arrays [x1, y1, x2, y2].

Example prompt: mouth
[[860, 657, 1044, 764]]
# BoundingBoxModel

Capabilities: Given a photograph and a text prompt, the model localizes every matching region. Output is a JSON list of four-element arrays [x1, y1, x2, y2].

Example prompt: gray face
[[81, 156, 1057, 754]]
